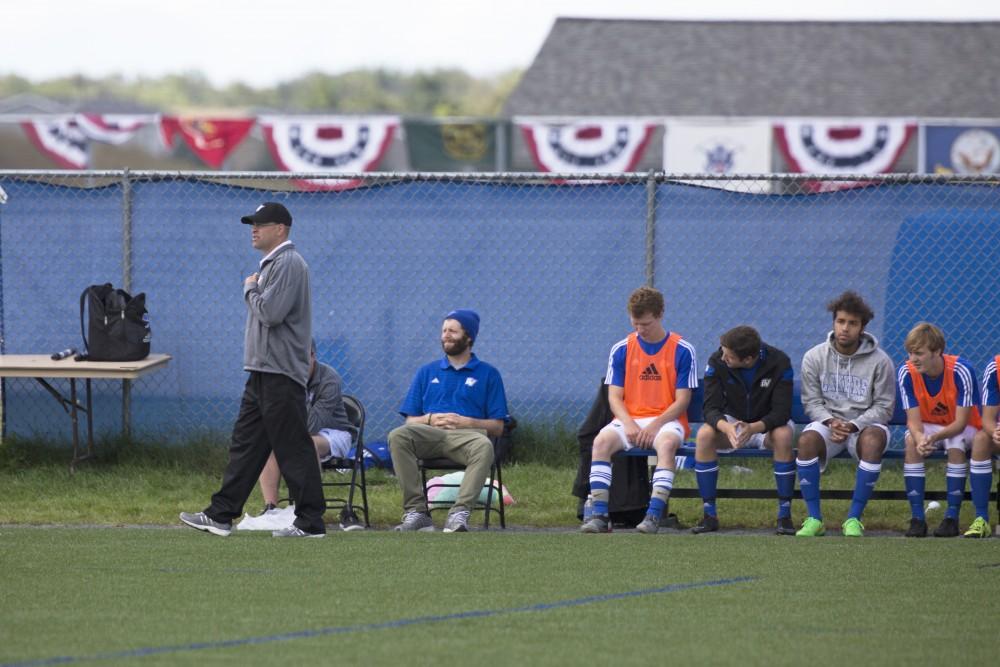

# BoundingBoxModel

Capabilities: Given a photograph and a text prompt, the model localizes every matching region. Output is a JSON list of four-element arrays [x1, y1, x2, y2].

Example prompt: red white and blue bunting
[[775, 120, 916, 191], [260, 116, 398, 190], [20, 117, 89, 169], [516, 118, 655, 174], [75, 114, 153, 145]]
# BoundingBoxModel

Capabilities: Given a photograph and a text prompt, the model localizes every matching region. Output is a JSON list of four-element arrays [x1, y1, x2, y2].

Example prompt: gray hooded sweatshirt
[[800, 331, 895, 429]]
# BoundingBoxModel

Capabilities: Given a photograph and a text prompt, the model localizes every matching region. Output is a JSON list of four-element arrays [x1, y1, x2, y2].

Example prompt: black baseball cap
[[241, 202, 292, 226]]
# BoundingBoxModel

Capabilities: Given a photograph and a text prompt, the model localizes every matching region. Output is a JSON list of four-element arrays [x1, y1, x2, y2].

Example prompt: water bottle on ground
[[583, 494, 594, 522]]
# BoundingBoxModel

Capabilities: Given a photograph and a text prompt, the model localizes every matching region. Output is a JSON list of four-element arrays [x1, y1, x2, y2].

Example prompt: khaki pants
[[388, 423, 494, 513]]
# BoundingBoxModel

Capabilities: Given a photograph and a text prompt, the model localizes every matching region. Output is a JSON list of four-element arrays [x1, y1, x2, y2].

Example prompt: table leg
[[122, 378, 131, 441], [69, 379, 80, 473], [86, 378, 94, 457]]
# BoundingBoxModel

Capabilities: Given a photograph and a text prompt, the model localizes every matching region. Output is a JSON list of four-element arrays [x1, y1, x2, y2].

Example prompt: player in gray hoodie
[[796, 291, 896, 538]]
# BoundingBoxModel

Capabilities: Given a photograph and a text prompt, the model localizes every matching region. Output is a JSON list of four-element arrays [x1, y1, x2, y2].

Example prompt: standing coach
[[181, 202, 326, 538]]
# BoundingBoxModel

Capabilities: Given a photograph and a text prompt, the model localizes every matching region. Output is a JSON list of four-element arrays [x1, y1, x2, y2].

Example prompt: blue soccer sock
[[848, 460, 882, 520], [695, 460, 719, 517], [969, 458, 993, 521], [773, 460, 795, 518], [796, 457, 822, 520], [588, 461, 612, 517], [648, 468, 675, 519], [945, 462, 968, 520], [904, 463, 926, 520]]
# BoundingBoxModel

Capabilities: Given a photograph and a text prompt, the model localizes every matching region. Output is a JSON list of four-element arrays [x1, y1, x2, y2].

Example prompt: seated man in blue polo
[[388, 309, 509, 533]]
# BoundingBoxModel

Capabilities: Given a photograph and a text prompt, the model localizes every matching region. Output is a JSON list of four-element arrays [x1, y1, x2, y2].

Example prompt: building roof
[[504, 19, 1000, 117]]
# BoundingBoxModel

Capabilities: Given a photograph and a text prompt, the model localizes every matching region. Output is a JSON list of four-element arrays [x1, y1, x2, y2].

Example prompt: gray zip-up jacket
[[800, 331, 895, 429], [243, 242, 312, 387]]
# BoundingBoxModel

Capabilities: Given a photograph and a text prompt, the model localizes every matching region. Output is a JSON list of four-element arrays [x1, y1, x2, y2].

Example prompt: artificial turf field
[[1, 527, 997, 666]]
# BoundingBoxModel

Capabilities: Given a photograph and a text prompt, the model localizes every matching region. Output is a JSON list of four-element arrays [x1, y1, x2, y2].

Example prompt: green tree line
[[0, 68, 522, 115]]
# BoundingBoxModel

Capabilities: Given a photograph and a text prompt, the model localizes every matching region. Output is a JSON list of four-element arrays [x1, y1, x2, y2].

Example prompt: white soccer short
[[715, 415, 794, 452], [317, 428, 353, 462], [905, 423, 977, 453], [802, 421, 891, 471], [602, 416, 685, 451]]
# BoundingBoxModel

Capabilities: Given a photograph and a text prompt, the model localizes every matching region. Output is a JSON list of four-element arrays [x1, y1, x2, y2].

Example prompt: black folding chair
[[418, 418, 515, 529], [319, 394, 370, 529]]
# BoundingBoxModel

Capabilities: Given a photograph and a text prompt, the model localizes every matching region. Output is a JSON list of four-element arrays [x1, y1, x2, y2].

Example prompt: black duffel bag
[[78, 283, 151, 361]]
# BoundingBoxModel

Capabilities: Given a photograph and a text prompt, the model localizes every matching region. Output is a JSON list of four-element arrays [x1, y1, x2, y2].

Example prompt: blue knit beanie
[[445, 309, 480, 342]]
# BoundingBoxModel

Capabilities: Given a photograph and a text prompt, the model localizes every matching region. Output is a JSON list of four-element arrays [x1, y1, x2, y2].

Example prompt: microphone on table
[[50, 348, 77, 360]]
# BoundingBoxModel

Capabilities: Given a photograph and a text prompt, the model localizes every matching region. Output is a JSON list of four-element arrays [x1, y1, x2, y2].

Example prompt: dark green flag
[[404, 119, 509, 171]]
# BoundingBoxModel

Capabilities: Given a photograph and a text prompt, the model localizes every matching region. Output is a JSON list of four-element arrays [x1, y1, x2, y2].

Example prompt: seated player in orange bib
[[897, 322, 981, 538], [580, 287, 698, 534], [965, 354, 1000, 538]]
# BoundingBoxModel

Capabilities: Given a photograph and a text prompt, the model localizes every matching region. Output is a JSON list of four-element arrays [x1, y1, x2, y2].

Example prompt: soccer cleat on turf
[[691, 514, 720, 534], [272, 525, 325, 538], [775, 516, 796, 535], [179, 511, 231, 537], [443, 509, 470, 533], [394, 511, 435, 532], [659, 512, 683, 530], [963, 516, 991, 539], [842, 517, 864, 538], [795, 517, 825, 537], [580, 514, 611, 533], [636, 513, 660, 534], [905, 518, 928, 537], [933, 516, 960, 538]]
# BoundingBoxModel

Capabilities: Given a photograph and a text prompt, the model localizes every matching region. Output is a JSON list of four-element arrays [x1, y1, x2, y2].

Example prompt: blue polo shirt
[[399, 354, 509, 421]]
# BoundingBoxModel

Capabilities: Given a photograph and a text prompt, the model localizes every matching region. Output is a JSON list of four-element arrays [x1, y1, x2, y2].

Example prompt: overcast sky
[[4, 0, 998, 86]]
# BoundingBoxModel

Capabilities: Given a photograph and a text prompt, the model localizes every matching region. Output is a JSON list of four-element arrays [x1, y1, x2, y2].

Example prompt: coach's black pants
[[206, 371, 326, 534]]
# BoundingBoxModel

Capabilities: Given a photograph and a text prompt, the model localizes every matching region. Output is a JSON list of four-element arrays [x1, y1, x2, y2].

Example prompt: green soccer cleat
[[963, 516, 991, 539], [842, 517, 864, 537], [796, 517, 826, 537]]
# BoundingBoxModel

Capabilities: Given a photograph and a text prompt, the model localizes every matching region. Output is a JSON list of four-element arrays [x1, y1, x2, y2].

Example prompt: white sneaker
[[443, 509, 470, 533], [236, 506, 295, 531]]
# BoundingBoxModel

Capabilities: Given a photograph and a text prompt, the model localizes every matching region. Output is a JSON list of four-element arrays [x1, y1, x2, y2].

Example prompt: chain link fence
[[1, 171, 998, 448]]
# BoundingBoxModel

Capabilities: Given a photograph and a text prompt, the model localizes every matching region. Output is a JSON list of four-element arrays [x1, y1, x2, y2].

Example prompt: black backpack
[[79, 283, 151, 361]]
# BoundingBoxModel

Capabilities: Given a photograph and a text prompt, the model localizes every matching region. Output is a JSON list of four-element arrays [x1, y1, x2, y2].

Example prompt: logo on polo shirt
[[465, 378, 477, 387], [640, 363, 661, 381]]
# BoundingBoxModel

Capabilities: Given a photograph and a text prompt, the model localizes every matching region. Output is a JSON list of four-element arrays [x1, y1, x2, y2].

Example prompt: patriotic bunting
[[159, 116, 255, 168], [260, 116, 398, 190], [516, 118, 655, 174], [20, 117, 89, 169], [774, 120, 915, 191], [75, 114, 153, 145]]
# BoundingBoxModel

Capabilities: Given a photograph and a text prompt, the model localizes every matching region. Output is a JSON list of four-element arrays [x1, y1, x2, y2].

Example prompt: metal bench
[[623, 384, 999, 506]]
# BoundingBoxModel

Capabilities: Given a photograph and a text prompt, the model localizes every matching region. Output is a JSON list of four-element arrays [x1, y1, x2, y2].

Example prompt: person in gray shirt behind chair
[[180, 202, 327, 538]]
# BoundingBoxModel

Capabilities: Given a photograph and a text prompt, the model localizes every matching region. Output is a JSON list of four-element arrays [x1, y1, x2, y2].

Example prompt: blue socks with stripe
[[695, 460, 719, 517], [796, 457, 822, 520], [945, 463, 968, 519], [904, 463, 926, 520], [773, 460, 795, 519], [970, 458, 993, 520], [848, 460, 882, 520]]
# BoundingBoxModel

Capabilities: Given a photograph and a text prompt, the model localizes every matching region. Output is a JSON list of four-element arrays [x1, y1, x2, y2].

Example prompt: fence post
[[645, 170, 657, 288], [121, 169, 133, 293], [121, 169, 133, 439]]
